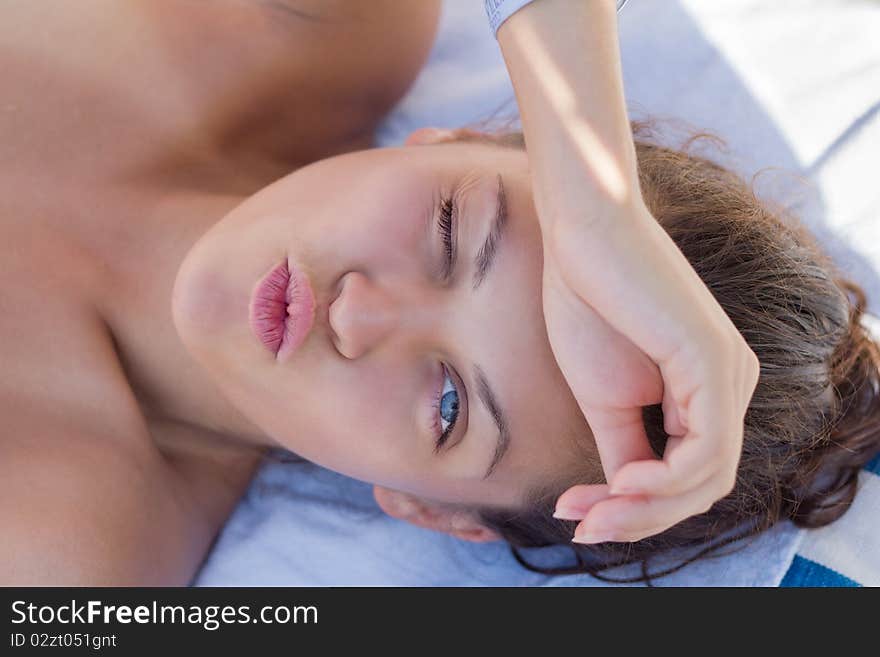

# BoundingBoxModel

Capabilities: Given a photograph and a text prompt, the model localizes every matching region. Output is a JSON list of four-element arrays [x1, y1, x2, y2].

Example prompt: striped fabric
[[780, 454, 880, 587], [780, 315, 880, 588]]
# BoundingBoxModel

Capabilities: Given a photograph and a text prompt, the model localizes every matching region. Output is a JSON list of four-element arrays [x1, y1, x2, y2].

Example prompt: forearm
[[496, 0, 642, 228]]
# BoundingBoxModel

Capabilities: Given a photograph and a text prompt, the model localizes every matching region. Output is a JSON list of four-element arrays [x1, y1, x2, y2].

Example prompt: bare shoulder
[[0, 404, 205, 585], [0, 235, 258, 585], [281, 0, 443, 127]]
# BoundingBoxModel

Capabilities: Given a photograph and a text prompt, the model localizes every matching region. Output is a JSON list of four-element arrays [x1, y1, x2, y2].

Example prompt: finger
[[609, 437, 738, 499], [610, 458, 731, 515], [571, 481, 724, 543], [552, 484, 614, 520], [661, 381, 687, 437], [574, 520, 671, 546], [609, 389, 742, 496], [586, 406, 658, 483]]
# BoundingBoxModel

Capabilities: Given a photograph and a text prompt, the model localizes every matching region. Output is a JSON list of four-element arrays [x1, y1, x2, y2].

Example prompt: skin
[[170, 133, 600, 533], [1, 0, 598, 583], [498, 0, 759, 544]]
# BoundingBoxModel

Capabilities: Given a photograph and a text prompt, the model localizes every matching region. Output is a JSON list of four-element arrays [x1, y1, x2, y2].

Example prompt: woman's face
[[172, 138, 597, 511]]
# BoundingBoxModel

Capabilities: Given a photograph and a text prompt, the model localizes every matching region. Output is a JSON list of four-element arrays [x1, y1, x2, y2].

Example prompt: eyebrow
[[475, 364, 511, 480], [470, 175, 511, 480], [472, 174, 508, 290]]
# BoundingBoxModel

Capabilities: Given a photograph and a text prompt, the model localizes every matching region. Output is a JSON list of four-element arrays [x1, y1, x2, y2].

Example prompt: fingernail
[[572, 528, 615, 544], [552, 506, 587, 521]]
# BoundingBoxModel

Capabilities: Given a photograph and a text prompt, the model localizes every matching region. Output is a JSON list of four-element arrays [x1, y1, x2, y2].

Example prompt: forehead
[[476, 223, 594, 498]]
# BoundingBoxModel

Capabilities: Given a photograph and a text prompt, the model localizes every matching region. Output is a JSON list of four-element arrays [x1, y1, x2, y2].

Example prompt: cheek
[[344, 179, 431, 275], [269, 159, 432, 278], [263, 359, 425, 482]]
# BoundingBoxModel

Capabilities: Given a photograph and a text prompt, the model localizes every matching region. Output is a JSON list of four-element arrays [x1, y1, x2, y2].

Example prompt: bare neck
[[1, 2, 303, 446], [4, 1, 346, 187]]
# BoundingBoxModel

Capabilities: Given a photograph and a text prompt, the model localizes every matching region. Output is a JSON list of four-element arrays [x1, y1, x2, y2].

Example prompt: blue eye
[[432, 364, 459, 452]]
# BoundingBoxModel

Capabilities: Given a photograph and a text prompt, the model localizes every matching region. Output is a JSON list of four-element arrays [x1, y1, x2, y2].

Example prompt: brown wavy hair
[[453, 123, 880, 584]]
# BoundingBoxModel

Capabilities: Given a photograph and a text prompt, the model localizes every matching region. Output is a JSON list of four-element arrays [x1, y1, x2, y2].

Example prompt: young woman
[[3, 0, 877, 585]]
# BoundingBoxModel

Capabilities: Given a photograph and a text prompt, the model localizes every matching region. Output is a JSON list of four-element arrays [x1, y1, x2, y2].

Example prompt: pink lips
[[249, 259, 316, 362]]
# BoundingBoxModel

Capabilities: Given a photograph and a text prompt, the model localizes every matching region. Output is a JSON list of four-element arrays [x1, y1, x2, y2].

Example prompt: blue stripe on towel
[[780, 556, 861, 587], [865, 452, 880, 476]]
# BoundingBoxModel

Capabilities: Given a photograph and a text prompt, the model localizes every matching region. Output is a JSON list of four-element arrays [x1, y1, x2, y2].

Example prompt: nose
[[329, 271, 401, 359]]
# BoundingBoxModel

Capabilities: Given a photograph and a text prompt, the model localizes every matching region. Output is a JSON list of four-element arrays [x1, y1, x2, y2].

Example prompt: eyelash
[[437, 196, 455, 279], [431, 364, 459, 453]]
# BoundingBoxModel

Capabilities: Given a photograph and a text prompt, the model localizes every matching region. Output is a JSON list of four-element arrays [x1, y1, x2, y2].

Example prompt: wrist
[[540, 194, 650, 238]]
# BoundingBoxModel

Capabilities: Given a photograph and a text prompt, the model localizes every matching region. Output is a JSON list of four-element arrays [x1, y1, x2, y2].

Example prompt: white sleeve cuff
[[486, 0, 629, 40]]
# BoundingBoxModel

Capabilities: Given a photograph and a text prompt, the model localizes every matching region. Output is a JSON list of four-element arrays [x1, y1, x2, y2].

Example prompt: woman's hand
[[541, 206, 760, 543], [496, 0, 760, 544]]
